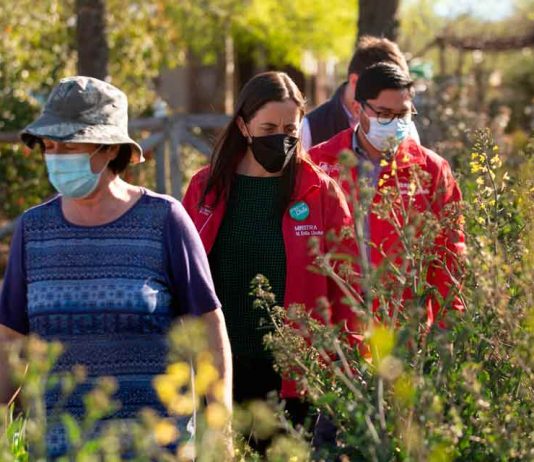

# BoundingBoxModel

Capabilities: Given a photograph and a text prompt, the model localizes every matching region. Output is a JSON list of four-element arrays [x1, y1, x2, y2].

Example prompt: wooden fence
[[0, 113, 230, 239]]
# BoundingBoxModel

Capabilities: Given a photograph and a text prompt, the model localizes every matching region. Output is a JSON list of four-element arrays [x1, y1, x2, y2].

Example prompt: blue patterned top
[[0, 189, 220, 455]]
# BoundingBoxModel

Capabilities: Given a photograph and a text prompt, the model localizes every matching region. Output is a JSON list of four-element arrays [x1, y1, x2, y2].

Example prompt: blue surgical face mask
[[44, 147, 106, 198], [364, 116, 411, 154]]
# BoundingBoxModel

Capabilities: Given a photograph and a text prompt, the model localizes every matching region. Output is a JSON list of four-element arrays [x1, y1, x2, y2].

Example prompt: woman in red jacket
[[182, 72, 356, 428]]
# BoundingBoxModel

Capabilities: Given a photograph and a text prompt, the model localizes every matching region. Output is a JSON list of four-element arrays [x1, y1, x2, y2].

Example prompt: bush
[[254, 130, 534, 461]]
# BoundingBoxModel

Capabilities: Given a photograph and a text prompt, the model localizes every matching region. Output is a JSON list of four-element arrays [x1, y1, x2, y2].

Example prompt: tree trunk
[[76, 0, 108, 80], [357, 0, 400, 42]]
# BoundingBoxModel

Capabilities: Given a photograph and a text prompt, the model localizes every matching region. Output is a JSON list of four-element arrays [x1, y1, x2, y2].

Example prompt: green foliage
[[0, 146, 52, 219], [160, 0, 357, 69], [235, 0, 357, 68], [106, 0, 187, 113], [0, 1, 72, 218], [0, 0, 358, 222]]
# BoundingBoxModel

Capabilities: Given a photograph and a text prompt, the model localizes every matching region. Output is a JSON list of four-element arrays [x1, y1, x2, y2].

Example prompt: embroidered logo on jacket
[[318, 162, 340, 177]]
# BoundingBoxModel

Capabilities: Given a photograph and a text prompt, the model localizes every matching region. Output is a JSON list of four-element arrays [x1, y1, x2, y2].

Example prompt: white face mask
[[363, 116, 411, 153]]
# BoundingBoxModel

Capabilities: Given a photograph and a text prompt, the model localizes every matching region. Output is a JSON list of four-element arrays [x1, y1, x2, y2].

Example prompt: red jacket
[[182, 158, 357, 397], [309, 128, 465, 325]]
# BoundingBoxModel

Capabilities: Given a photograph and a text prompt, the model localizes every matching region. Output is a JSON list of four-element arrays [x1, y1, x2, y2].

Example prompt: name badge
[[289, 201, 310, 221]]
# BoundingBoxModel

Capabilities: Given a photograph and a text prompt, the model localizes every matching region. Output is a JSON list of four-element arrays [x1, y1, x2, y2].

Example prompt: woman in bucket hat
[[0, 76, 232, 459]]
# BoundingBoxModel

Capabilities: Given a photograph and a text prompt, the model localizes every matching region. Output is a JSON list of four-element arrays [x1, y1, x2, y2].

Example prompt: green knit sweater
[[209, 174, 286, 357]]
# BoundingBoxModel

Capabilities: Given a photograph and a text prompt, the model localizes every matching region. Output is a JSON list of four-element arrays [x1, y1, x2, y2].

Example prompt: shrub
[[253, 130, 534, 461]]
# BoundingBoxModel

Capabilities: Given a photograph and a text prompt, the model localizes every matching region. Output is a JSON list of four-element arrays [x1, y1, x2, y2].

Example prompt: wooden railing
[[0, 113, 230, 239]]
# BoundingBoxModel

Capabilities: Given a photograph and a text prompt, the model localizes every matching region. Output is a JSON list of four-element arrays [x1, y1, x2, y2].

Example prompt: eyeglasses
[[360, 100, 418, 126]]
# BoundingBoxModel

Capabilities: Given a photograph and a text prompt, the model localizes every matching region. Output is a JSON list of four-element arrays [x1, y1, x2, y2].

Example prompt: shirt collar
[[339, 82, 358, 129], [342, 102, 358, 129]]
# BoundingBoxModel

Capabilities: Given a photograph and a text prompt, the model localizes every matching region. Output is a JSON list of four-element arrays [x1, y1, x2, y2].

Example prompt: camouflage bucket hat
[[20, 76, 144, 163]]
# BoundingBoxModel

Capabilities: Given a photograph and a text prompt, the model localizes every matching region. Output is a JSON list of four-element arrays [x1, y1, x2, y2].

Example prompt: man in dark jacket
[[302, 36, 416, 151]]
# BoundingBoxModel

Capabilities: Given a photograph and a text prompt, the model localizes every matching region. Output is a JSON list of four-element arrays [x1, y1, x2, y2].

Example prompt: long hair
[[201, 72, 306, 211]]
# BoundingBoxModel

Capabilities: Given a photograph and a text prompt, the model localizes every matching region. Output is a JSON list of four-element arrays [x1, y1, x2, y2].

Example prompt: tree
[[76, 0, 108, 79], [358, 0, 400, 41], [358, 0, 400, 40]]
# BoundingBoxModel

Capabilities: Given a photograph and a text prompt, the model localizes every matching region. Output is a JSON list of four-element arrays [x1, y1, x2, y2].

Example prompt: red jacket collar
[[200, 155, 322, 211]]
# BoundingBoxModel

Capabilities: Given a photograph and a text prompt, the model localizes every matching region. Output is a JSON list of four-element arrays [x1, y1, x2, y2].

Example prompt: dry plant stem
[[377, 378, 386, 431], [269, 311, 317, 383], [348, 173, 374, 311], [364, 412, 381, 445], [332, 339, 356, 381], [316, 346, 365, 401], [318, 257, 365, 308]]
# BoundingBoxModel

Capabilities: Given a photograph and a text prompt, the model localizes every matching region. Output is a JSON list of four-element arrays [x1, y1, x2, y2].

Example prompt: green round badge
[[289, 201, 310, 221]]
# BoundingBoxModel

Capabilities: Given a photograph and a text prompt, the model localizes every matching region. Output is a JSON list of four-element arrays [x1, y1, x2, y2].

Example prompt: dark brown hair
[[355, 62, 414, 102], [107, 144, 132, 174], [201, 71, 306, 211], [348, 35, 409, 77]]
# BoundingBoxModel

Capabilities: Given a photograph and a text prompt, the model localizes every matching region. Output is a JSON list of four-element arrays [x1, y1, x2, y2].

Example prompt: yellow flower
[[195, 352, 219, 396], [470, 161, 482, 173], [166, 362, 191, 387], [205, 402, 229, 429], [490, 155, 502, 168], [378, 178, 385, 187], [476, 177, 484, 186], [154, 419, 179, 446], [153, 375, 179, 405], [368, 324, 395, 368], [380, 159, 389, 167], [169, 394, 197, 415], [211, 379, 226, 403]]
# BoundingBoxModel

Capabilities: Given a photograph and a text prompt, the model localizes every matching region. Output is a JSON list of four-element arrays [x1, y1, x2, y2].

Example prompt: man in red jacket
[[309, 62, 465, 326], [302, 35, 419, 151]]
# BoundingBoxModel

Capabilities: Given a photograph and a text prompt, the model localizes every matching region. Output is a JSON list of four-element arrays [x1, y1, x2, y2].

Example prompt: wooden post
[[456, 50, 465, 80], [439, 41, 447, 76], [170, 116, 185, 199], [224, 32, 235, 115], [154, 140, 167, 194]]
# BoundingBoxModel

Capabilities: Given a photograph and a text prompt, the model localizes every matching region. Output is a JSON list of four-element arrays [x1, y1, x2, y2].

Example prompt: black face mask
[[250, 134, 299, 173]]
